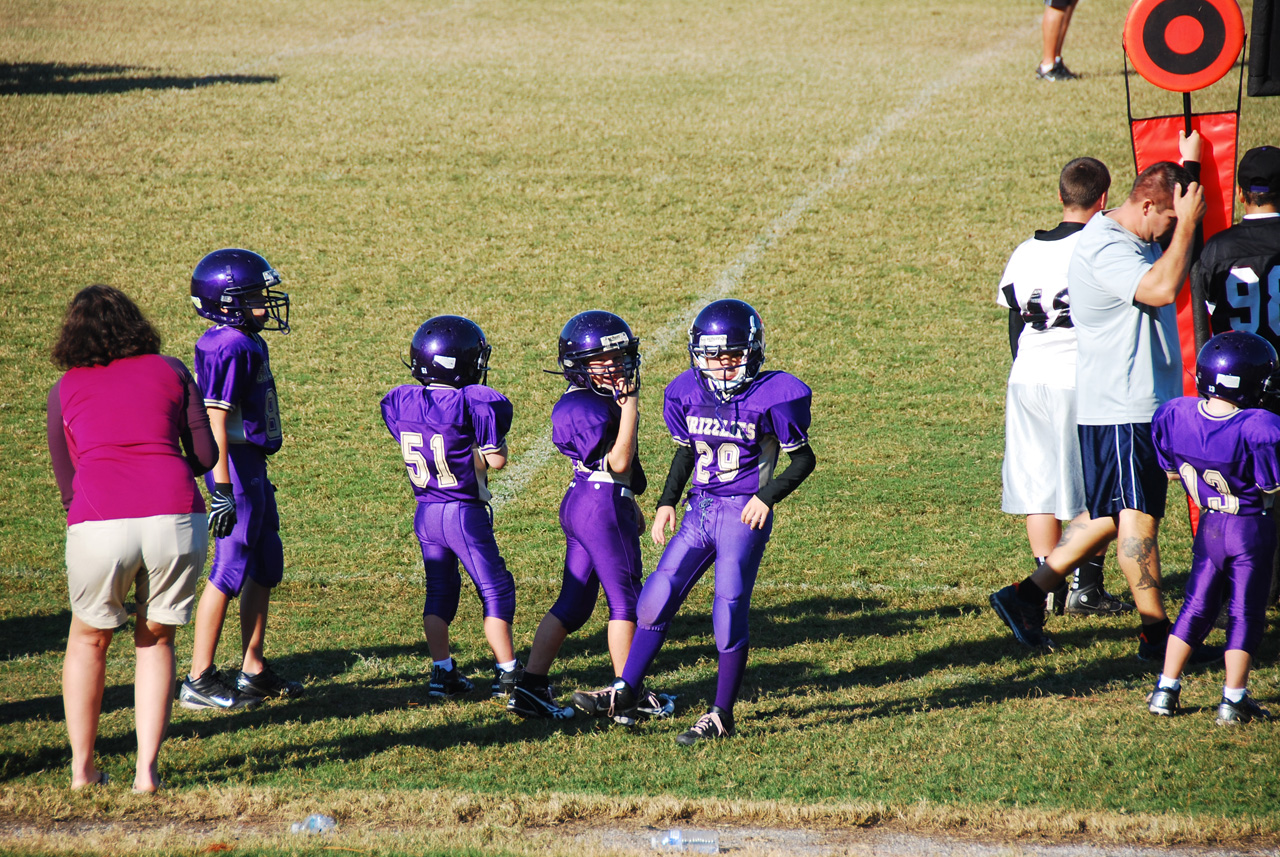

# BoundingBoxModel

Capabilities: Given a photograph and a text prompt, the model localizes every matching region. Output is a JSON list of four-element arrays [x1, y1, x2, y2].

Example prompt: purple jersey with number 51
[[194, 326, 282, 453], [381, 384, 512, 504], [663, 368, 811, 497], [1152, 397, 1280, 516]]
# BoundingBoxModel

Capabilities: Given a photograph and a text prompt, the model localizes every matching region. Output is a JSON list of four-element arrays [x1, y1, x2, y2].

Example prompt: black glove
[[208, 482, 237, 539]]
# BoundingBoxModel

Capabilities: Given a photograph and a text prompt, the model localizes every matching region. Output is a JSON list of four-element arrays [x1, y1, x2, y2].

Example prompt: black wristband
[[214, 482, 233, 495]]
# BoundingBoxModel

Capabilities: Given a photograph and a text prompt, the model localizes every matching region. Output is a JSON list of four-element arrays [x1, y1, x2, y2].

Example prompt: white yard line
[[491, 22, 1035, 509]]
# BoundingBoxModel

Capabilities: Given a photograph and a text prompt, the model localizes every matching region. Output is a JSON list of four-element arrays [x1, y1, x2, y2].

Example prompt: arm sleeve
[[1251, 418, 1280, 493], [380, 388, 403, 442], [1150, 406, 1177, 474], [197, 337, 248, 410], [470, 390, 513, 453], [1189, 258, 1213, 351], [1007, 308, 1024, 361], [1184, 160, 1204, 264], [755, 444, 816, 507], [769, 383, 813, 452], [631, 454, 648, 497], [657, 444, 696, 508], [163, 355, 217, 476], [998, 272, 1022, 362], [46, 382, 75, 512]]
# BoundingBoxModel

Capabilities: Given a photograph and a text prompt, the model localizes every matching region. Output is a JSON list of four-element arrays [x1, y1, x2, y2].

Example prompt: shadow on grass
[[0, 608, 70, 662], [0, 63, 277, 96], [4, 593, 1274, 783]]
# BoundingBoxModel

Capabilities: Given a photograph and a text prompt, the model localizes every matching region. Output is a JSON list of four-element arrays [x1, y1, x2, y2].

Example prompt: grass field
[[2, 0, 1280, 854]]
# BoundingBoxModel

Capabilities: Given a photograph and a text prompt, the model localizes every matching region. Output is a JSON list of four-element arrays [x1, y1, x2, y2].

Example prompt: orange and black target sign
[[1124, 0, 1245, 92]]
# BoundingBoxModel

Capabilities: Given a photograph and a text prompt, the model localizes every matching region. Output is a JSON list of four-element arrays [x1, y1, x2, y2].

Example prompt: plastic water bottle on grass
[[290, 813, 336, 834], [650, 828, 719, 853]]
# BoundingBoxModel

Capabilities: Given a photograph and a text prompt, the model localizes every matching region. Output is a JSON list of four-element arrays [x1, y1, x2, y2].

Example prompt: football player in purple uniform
[[1147, 332, 1280, 725], [180, 248, 304, 710], [381, 315, 522, 701], [1189, 145, 1280, 604], [574, 299, 815, 744], [507, 311, 651, 720]]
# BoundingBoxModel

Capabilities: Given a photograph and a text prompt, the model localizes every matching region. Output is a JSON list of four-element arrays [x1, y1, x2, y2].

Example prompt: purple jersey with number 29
[[381, 384, 513, 503], [664, 368, 811, 496]]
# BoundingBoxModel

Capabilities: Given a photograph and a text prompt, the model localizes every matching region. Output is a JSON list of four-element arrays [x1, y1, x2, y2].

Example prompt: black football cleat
[[507, 684, 575, 720], [675, 706, 735, 746]]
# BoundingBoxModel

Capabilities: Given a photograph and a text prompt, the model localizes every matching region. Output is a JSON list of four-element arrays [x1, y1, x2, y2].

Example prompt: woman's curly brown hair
[[52, 285, 162, 369]]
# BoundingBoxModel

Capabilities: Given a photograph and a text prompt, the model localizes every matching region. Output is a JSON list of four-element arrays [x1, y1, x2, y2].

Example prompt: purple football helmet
[[1196, 331, 1278, 408], [408, 315, 491, 387], [688, 299, 765, 401], [190, 248, 289, 333], [557, 310, 641, 398]]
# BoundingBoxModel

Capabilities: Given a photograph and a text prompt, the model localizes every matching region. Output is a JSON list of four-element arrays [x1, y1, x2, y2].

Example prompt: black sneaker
[[676, 706, 734, 745], [1147, 684, 1180, 716], [1065, 584, 1134, 616], [507, 684, 575, 719], [989, 585, 1055, 649], [490, 661, 523, 699], [1215, 693, 1272, 725], [427, 659, 474, 698], [180, 666, 257, 711], [235, 662, 304, 701], [571, 679, 640, 724]]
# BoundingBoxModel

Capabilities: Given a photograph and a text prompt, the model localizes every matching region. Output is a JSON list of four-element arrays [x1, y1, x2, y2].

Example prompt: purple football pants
[[205, 445, 283, 597], [549, 481, 643, 632], [414, 500, 516, 624], [1172, 510, 1275, 655], [622, 492, 772, 711]]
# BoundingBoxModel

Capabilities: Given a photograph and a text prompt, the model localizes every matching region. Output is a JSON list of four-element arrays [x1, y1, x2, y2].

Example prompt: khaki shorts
[[65, 513, 208, 630]]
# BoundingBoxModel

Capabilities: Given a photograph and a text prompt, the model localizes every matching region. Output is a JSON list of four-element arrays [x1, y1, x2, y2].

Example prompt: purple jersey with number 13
[[664, 368, 811, 496], [381, 384, 513, 504], [1152, 397, 1280, 515]]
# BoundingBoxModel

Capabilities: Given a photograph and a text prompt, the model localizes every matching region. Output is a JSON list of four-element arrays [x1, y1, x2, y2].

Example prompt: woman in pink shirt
[[47, 286, 218, 792]]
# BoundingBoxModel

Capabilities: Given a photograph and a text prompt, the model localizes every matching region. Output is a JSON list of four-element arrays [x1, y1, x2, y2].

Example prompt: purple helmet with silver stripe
[[408, 315, 491, 387], [688, 299, 765, 401], [557, 310, 641, 397], [1196, 330, 1278, 409], [190, 248, 290, 333]]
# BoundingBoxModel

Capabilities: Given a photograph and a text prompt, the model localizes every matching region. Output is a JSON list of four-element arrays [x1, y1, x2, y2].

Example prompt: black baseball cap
[[1238, 146, 1280, 194]]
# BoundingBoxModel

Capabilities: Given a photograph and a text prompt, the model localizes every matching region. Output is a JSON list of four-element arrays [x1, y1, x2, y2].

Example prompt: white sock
[[496, 659, 518, 673], [1157, 675, 1181, 691], [434, 658, 454, 671], [1224, 686, 1246, 704]]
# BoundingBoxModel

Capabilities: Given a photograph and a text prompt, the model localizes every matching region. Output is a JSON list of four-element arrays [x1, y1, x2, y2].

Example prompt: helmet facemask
[[556, 313, 641, 401], [225, 285, 290, 333]]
